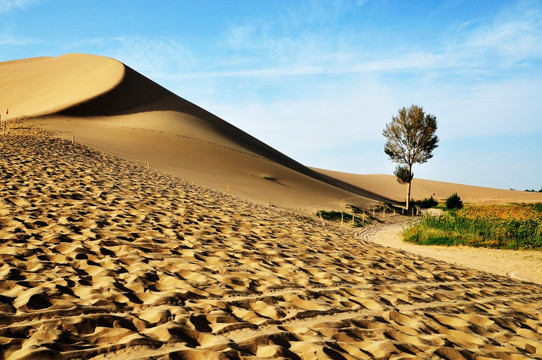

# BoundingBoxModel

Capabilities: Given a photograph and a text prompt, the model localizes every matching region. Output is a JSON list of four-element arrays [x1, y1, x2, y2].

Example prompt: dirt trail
[[359, 221, 542, 285]]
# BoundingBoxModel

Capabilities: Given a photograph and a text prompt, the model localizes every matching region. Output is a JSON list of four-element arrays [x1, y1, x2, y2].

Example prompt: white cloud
[[449, 1, 542, 68], [0, 0, 41, 13]]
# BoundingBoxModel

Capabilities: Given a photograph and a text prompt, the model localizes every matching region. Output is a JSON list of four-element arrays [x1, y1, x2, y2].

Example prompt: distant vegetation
[[445, 193, 463, 209], [417, 196, 438, 208], [524, 188, 542, 192], [403, 203, 542, 249], [316, 205, 375, 227]]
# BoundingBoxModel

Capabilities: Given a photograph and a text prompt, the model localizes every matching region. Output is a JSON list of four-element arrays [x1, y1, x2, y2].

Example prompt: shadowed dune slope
[[1, 53, 382, 210], [314, 168, 542, 204]]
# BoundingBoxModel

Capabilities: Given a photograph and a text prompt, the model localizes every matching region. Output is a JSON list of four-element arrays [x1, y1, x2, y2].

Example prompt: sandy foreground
[[1, 127, 541, 359]]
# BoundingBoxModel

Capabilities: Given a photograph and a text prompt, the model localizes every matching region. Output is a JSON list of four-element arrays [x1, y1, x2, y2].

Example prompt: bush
[[446, 193, 463, 209], [419, 196, 438, 208]]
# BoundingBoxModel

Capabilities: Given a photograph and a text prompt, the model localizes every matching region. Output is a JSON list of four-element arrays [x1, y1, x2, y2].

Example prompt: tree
[[383, 105, 439, 211]]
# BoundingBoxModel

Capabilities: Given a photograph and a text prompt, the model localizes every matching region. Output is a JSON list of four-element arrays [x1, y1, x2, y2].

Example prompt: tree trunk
[[406, 181, 412, 211], [406, 163, 413, 211]]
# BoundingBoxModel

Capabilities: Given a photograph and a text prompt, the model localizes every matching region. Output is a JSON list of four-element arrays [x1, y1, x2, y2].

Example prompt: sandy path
[[360, 222, 542, 285], [1, 126, 541, 359]]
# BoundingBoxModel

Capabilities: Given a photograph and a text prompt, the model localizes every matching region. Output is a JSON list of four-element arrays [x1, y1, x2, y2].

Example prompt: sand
[[1, 53, 542, 359], [314, 168, 542, 205], [1, 126, 541, 359], [361, 222, 542, 285], [1, 54, 382, 213]]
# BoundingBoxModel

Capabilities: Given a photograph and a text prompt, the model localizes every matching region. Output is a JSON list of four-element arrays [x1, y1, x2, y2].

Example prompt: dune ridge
[[0, 54, 124, 118], [1, 126, 541, 359], [0, 53, 386, 211]]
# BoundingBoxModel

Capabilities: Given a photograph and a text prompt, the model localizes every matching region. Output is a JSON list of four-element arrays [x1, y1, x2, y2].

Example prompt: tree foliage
[[383, 105, 439, 166], [394, 165, 414, 185], [446, 193, 463, 209], [383, 105, 439, 210]]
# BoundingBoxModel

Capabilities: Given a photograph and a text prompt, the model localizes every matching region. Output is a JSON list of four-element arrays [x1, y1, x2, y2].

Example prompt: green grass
[[403, 203, 542, 249], [316, 209, 371, 228]]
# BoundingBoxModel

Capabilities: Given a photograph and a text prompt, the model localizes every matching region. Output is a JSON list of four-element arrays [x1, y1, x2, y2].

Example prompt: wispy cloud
[[0, 33, 34, 46], [0, 0, 41, 13], [453, 1, 542, 67], [207, 0, 542, 81]]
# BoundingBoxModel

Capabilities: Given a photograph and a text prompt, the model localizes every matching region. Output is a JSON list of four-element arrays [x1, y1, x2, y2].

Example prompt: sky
[[1, 0, 542, 191]]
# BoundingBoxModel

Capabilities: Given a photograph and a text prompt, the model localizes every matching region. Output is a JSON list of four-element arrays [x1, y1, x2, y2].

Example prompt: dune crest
[[0, 53, 124, 118]]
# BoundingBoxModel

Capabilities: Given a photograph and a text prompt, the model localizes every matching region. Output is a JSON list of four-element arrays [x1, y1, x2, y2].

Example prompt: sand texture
[[1, 128, 541, 360]]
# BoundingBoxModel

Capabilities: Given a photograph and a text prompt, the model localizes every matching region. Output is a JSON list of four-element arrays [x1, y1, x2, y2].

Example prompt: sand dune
[[0, 54, 124, 118], [1, 54, 542, 359], [315, 168, 542, 205], [3, 54, 535, 209], [1, 54, 381, 212], [0, 127, 541, 359]]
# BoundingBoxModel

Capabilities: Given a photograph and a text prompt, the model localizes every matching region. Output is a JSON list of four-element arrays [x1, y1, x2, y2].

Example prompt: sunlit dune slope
[[314, 168, 542, 204], [0, 54, 124, 117], [1, 53, 381, 211]]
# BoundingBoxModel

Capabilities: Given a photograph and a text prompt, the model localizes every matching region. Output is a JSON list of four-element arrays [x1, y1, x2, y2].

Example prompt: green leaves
[[383, 105, 439, 167], [394, 165, 413, 185], [383, 105, 439, 211]]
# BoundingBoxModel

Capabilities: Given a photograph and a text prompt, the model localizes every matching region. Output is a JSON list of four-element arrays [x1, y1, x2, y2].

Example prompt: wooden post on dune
[[227, 183, 230, 195], [341, 212, 344, 223], [72, 135, 75, 146], [146, 160, 150, 170]]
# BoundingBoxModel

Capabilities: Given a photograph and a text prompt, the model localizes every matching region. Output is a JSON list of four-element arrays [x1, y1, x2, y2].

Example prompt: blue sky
[[2, 0, 542, 190]]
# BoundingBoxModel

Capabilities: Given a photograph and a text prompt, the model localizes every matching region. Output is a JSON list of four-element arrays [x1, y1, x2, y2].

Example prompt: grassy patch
[[316, 209, 372, 228], [403, 203, 542, 249]]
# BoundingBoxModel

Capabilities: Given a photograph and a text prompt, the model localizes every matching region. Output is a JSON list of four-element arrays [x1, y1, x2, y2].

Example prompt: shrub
[[446, 193, 463, 209], [419, 196, 438, 208]]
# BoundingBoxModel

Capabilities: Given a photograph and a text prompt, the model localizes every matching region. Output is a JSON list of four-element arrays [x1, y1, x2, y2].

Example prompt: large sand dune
[[3, 53, 538, 208], [1, 54, 542, 359], [1, 54, 382, 212]]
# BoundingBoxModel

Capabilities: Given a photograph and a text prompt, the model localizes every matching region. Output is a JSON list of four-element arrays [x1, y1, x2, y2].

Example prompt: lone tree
[[383, 105, 438, 211]]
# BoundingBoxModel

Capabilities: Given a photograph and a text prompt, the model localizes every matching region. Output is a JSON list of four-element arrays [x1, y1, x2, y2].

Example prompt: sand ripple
[[0, 126, 541, 359]]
